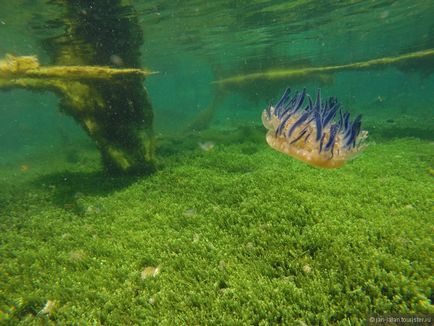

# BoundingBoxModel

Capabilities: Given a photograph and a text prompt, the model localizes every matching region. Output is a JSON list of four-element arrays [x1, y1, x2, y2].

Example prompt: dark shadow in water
[[32, 171, 142, 213]]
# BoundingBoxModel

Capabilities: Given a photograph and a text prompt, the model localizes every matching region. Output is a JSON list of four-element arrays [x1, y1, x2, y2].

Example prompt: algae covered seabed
[[0, 108, 433, 324]]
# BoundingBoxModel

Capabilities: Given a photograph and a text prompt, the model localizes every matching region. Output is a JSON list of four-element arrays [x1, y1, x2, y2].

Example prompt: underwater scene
[[0, 0, 433, 324]]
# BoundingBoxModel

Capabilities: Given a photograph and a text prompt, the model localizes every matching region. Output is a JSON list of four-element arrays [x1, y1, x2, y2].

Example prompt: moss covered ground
[[0, 119, 433, 325]]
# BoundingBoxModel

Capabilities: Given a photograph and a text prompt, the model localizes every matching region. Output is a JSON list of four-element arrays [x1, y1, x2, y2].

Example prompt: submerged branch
[[0, 54, 156, 81], [0, 54, 156, 174], [214, 48, 434, 85]]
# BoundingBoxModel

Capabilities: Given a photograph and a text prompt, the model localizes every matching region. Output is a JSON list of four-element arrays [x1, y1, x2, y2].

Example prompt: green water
[[0, 1, 433, 324]]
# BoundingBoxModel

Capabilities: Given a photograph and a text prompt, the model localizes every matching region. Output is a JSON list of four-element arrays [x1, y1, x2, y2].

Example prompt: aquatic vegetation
[[262, 88, 367, 168], [0, 130, 433, 324], [68, 250, 87, 263], [183, 208, 197, 217]]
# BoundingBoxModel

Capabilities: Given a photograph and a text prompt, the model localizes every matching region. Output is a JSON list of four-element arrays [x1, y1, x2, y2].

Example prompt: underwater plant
[[262, 88, 367, 168]]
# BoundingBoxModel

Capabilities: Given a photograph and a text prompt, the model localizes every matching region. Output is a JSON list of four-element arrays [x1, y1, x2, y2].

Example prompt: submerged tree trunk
[[41, 0, 155, 174]]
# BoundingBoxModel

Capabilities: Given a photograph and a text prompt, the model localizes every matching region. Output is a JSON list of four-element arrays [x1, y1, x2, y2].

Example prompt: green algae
[[0, 123, 433, 325]]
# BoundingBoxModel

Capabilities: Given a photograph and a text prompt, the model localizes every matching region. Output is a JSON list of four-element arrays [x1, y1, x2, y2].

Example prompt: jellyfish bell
[[262, 88, 368, 168]]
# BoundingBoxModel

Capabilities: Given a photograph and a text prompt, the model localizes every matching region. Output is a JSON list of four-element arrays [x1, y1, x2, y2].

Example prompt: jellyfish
[[262, 88, 367, 168]]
